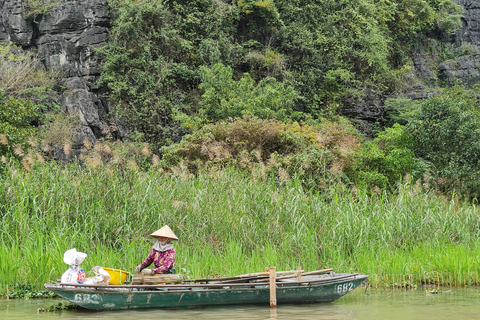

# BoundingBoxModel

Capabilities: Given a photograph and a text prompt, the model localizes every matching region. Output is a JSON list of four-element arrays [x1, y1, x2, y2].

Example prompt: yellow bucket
[[103, 267, 129, 285]]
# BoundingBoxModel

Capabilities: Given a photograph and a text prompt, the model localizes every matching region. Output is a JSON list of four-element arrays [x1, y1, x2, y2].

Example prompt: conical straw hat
[[150, 225, 178, 240]]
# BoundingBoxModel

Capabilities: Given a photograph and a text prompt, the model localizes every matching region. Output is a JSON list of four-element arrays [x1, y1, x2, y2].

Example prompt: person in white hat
[[135, 225, 178, 275]]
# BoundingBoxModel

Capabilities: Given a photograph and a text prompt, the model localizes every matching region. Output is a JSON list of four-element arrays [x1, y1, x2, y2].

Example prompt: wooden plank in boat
[[132, 274, 184, 285]]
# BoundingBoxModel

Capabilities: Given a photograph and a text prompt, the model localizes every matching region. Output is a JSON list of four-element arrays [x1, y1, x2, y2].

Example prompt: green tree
[[197, 63, 300, 122], [408, 89, 480, 198], [99, 0, 238, 148], [275, 0, 461, 116], [0, 90, 40, 157], [350, 124, 423, 190]]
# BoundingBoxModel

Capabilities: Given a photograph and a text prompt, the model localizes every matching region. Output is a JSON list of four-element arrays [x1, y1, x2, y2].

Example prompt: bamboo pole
[[269, 266, 277, 308], [236, 269, 305, 277], [253, 268, 334, 283], [301, 268, 334, 276], [6, 285, 9, 301]]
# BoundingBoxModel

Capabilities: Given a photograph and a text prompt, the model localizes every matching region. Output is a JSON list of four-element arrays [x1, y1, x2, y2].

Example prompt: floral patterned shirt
[[140, 248, 175, 274]]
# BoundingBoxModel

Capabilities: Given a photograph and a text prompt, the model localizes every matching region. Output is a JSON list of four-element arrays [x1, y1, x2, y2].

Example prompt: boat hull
[[45, 274, 368, 310]]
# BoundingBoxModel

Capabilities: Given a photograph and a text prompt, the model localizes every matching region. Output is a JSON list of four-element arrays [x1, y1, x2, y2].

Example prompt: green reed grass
[[1, 161, 479, 295]]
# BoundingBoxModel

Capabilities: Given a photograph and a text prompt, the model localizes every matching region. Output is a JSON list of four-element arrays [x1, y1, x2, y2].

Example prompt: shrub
[[0, 44, 59, 101], [39, 113, 77, 156], [160, 116, 361, 190], [407, 89, 480, 199], [235, 0, 282, 45], [0, 90, 40, 158], [350, 124, 423, 191], [377, 97, 422, 128], [23, 0, 62, 19], [244, 49, 287, 80], [197, 63, 300, 122], [98, 0, 239, 148]]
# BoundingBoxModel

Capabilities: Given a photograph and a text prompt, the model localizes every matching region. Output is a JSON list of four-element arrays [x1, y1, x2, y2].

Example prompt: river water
[[1, 287, 479, 320]]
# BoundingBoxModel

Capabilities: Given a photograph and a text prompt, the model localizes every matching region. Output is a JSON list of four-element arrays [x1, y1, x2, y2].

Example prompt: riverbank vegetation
[[1, 0, 480, 298], [1, 161, 479, 297]]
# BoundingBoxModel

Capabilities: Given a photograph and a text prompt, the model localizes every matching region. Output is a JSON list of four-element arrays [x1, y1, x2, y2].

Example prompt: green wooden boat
[[44, 270, 368, 310]]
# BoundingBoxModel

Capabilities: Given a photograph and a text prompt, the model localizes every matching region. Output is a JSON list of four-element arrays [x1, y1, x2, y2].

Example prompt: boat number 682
[[336, 283, 353, 294]]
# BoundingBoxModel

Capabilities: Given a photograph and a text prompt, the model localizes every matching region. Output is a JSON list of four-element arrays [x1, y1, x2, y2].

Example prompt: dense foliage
[[1, 162, 480, 295], [161, 115, 360, 189], [350, 123, 425, 191], [0, 44, 58, 161], [99, 0, 462, 145], [1, 0, 475, 200], [0, 91, 40, 158], [98, 0, 240, 146], [197, 63, 301, 122], [408, 88, 480, 198]]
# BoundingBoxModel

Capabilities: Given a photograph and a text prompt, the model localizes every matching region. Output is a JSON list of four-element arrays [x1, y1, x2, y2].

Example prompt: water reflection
[[1, 287, 480, 320]]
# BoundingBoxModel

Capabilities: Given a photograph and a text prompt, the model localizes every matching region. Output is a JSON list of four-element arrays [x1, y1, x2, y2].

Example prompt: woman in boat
[[135, 225, 178, 275]]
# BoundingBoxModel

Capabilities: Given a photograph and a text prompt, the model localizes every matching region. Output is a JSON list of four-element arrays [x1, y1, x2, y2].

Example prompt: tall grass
[[1, 161, 479, 295]]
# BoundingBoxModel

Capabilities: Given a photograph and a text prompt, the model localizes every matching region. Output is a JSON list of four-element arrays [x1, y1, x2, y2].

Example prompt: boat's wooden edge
[[46, 273, 368, 290]]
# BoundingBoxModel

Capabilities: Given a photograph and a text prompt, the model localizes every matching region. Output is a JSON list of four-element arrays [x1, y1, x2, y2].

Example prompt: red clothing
[[140, 248, 175, 274]]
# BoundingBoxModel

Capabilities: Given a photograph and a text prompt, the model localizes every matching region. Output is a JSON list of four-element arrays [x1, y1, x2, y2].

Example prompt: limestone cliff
[[1, 0, 109, 157], [339, 0, 480, 132], [1, 0, 479, 147]]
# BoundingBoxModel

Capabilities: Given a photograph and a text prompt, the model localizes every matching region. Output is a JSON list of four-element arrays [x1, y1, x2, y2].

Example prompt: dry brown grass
[[13, 146, 24, 157], [0, 134, 7, 145], [160, 116, 364, 189], [152, 154, 160, 166], [41, 114, 75, 148], [277, 167, 290, 183], [63, 143, 72, 155], [141, 144, 152, 156], [0, 44, 59, 98], [86, 153, 102, 169], [23, 0, 62, 18], [83, 138, 93, 149]]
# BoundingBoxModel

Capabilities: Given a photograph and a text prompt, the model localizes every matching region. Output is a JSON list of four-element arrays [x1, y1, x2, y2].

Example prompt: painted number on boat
[[336, 283, 353, 294], [74, 293, 101, 305]]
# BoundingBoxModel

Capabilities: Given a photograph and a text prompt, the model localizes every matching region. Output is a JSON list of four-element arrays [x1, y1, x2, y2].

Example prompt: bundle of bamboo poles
[[184, 267, 335, 308]]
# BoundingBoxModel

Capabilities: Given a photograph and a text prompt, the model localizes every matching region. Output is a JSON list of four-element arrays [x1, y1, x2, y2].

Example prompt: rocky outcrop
[[341, 0, 480, 133], [1, 0, 479, 144], [0, 0, 33, 45], [439, 53, 480, 85], [455, 0, 480, 48], [410, 0, 480, 87], [439, 0, 480, 86], [0, 0, 109, 156]]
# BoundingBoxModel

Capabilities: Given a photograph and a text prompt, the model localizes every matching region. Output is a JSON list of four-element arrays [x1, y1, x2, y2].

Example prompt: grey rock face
[[455, 0, 480, 47], [0, 0, 109, 152], [37, 0, 109, 150], [1, 0, 34, 45], [36, 0, 109, 77], [342, 0, 480, 132], [61, 89, 102, 128], [437, 0, 480, 86], [439, 54, 480, 85]]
